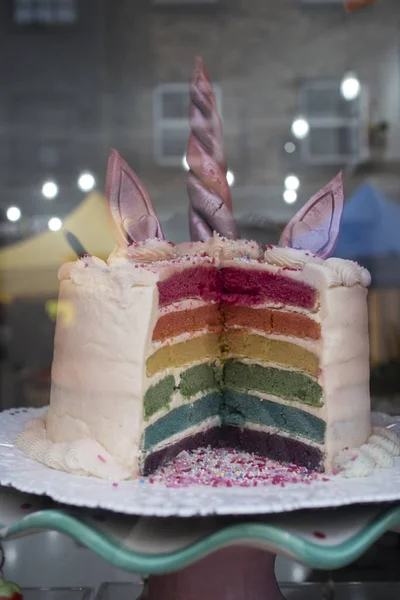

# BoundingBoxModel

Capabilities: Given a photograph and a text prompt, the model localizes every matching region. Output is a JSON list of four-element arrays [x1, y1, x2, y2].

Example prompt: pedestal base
[[142, 547, 284, 600]]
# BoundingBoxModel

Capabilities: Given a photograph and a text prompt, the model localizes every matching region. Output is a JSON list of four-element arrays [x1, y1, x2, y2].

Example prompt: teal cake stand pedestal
[[1, 487, 400, 599]]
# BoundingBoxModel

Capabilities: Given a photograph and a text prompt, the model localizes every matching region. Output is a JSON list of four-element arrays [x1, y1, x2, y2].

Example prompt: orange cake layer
[[223, 305, 321, 340], [152, 304, 222, 342]]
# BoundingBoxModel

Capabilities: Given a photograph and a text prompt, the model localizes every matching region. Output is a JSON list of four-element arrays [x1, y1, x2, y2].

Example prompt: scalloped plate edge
[[2, 505, 400, 573]]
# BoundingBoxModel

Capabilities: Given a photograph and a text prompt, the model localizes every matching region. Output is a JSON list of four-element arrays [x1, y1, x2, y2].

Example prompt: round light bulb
[[227, 170, 235, 187], [283, 189, 297, 204], [284, 174, 300, 191], [284, 142, 296, 154], [48, 217, 62, 232], [6, 206, 21, 222], [291, 117, 310, 140], [42, 180, 58, 199], [78, 172, 95, 192], [341, 72, 360, 101]]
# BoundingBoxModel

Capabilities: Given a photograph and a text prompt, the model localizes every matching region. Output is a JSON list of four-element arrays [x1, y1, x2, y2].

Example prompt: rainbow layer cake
[[16, 58, 375, 480]]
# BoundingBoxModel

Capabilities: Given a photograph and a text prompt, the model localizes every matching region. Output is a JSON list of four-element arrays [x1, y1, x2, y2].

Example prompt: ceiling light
[[284, 142, 296, 154], [6, 206, 21, 222], [283, 189, 297, 204], [341, 71, 361, 101], [42, 180, 58, 200], [284, 174, 300, 191], [48, 217, 62, 232], [291, 117, 310, 140], [78, 172, 95, 192], [227, 170, 235, 187]]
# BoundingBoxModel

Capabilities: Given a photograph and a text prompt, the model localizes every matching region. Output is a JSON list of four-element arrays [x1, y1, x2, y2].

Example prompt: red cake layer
[[223, 305, 321, 340], [152, 304, 222, 341], [221, 267, 318, 310], [157, 266, 221, 307]]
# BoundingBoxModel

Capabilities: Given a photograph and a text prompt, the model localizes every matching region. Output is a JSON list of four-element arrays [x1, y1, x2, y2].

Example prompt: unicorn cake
[[16, 58, 379, 481]]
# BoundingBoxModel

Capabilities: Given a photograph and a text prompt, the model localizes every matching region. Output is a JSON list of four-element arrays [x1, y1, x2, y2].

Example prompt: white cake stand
[[1, 408, 400, 599]]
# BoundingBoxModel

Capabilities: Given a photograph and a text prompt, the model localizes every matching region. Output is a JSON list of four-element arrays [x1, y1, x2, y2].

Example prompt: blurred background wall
[[0, 0, 399, 409]]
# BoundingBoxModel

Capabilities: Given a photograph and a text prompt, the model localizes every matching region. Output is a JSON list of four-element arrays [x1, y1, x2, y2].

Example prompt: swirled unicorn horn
[[187, 57, 239, 241]]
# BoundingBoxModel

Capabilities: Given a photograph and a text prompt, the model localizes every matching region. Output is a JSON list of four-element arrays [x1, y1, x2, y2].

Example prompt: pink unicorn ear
[[279, 171, 344, 259], [105, 149, 164, 245]]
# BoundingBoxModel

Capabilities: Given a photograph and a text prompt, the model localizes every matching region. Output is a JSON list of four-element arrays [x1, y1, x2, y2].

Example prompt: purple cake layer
[[143, 426, 323, 475]]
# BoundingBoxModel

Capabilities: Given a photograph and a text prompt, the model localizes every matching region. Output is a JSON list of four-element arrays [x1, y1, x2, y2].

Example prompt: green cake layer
[[144, 357, 323, 421], [223, 390, 325, 444], [144, 392, 222, 450], [224, 360, 323, 407], [180, 362, 221, 397], [144, 376, 175, 419], [144, 363, 219, 420]]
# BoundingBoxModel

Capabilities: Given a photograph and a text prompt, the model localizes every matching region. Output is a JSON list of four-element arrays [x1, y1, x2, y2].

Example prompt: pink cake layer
[[221, 267, 318, 309], [157, 265, 318, 310], [157, 266, 221, 307]]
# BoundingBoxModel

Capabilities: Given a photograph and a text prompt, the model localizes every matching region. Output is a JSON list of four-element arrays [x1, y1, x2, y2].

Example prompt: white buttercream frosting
[[325, 258, 371, 288], [15, 418, 131, 480], [263, 246, 371, 289], [109, 238, 176, 263], [59, 256, 160, 300], [176, 233, 263, 261], [334, 428, 400, 477], [264, 246, 324, 269]]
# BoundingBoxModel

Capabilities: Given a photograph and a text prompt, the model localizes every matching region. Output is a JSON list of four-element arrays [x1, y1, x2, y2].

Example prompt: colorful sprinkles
[[141, 447, 331, 488]]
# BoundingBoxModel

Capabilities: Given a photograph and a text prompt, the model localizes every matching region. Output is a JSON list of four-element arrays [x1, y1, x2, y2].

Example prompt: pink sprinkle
[[350, 456, 357, 462], [112, 482, 118, 488], [313, 531, 326, 539], [98, 455, 106, 463], [142, 447, 325, 488]]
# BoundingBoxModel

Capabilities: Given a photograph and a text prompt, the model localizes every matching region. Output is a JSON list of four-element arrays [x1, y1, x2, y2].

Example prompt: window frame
[[298, 79, 369, 165], [11, 0, 78, 28], [152, 0, 218, 5], [300, 0, 343, 5], [153, 82, 222, 167]]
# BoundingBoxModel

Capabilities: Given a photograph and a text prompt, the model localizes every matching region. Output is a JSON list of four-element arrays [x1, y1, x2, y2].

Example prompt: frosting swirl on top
[[175, 240, 210, 257], [176, 233, 263, 261], [325, 258, 371, 288], [264, 245, 324, 269], [264, 246, 371, 288], [109, 239, 176, 263]]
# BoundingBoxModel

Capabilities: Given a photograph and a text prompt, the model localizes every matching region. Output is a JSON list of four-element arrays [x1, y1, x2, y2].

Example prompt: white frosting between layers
[[109, 239, 176, 263]]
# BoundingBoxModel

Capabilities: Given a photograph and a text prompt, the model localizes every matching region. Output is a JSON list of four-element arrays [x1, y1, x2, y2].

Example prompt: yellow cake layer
[[146, 331, 319, 377], [222, 331, 319, 377], [146, 333, 220, 376]]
